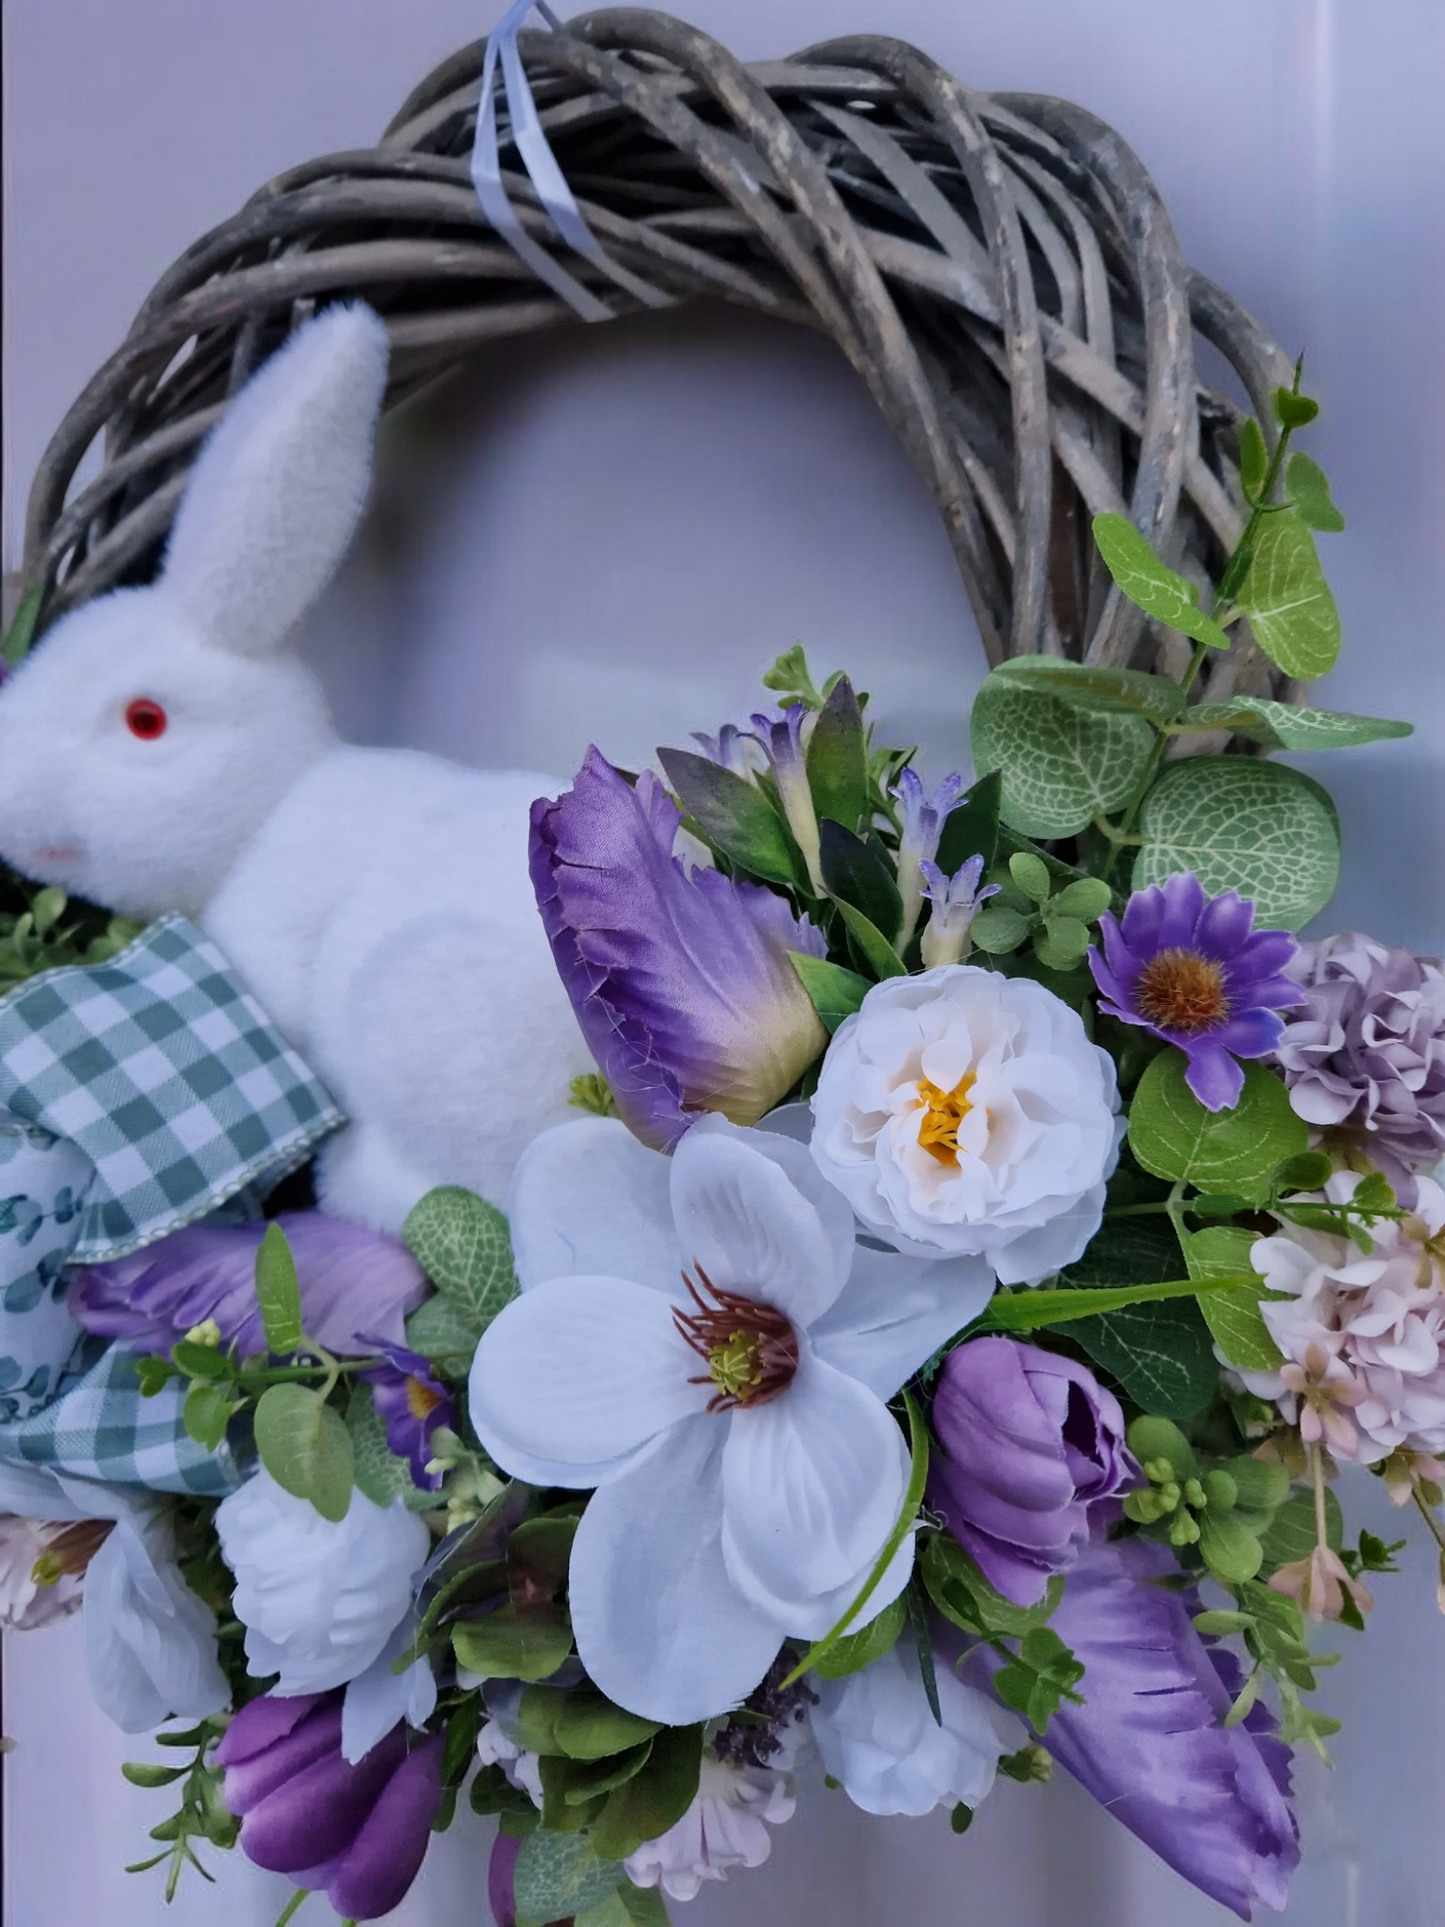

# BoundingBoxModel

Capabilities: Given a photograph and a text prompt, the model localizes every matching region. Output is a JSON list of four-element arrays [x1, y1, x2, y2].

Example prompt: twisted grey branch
[[22, 7, 1288, 698]]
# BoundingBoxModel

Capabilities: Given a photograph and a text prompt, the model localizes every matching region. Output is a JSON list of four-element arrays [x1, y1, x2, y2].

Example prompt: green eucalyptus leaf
[[1172, 696, 1409, 751], [1129, 1052, 1308, 1197], [590, 1725, 704, 1863], [1226, 1455, 1292, 1514], [986, 656, 1188, 725], [1034, 916, 1090, 970], [1233, 508, 1340, 679], [181, 1382, 235, 1453], [1091, 514, 1231, 650], [402, 1187, 518, 1361], [1134, 756, 1340, 931], [1070, 1298, 1219, 1419], [819, 819, 903, 943], [1048, 877, 1113, 922], [121, 1761, 188, 1789], [921, 1532, 1063, 1637], [513, 1831, 625, 1921], [1238, 417, 1268, 501], [1262, 1488, 1343, 1567], [255, 1223, 304, 1357], [971, 676, 1156, 839], [616, 1883, 672, 1926], [656, 748, 802, 889], [451, 1603, 572, 1683], [1199, 1509, 1264, 1584], [1008, 852, 1052, 904], [553, 1687, 662, 1762], [252, 1383, 354, 1523], [1285, 453, 1345, 533], [1184, 1227, 1286, 1372], [788, 952, 870, 1033], [970, 904, 1032, 954], [834, 899, 907, 980], [934, 770, 1001, 877], [806, 674, 868, 834], [810, 1594, 909, 1678]]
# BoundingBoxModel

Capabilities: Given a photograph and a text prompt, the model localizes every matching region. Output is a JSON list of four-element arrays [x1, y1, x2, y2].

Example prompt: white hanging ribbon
[[470, 0, 674, 320]]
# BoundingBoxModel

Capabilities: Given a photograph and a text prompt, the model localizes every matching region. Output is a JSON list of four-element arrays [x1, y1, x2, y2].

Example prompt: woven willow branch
[[23, 8, 1294, 699]]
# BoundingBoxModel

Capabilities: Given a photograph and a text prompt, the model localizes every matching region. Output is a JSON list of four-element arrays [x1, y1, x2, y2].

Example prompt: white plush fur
[[0, 305, 591, 1227]]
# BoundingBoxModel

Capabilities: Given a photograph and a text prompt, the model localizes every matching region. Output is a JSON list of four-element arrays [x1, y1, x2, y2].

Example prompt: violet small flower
[[692, 723, 768, 783], [530, 749, 828, 1151], [1089, 872, 1301, 1111], [927, 1336, 1135, 1605], [892, 768, 964, 943], [360, 1347, 455, 1491], [750, 707, 824, 893], [918, 854, 1000, 969], [216, 1690, 442, 1922]]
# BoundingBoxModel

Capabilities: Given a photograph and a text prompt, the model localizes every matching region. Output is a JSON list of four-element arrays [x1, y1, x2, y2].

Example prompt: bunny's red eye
[[125, 699, 168, 740]]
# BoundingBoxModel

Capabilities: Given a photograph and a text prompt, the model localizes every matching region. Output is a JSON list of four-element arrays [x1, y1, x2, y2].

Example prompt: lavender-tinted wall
[[3, 4, 1443, 1925]]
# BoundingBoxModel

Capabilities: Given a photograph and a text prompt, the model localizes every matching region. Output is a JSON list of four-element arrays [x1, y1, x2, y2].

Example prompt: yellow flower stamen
[[915, 1073, 977, 1165], [707, 1331, 763, 1403], [405, 1375, 442, 1422]]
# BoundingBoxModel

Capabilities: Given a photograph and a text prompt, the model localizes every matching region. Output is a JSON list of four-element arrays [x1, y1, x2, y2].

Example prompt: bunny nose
[[33, 845, 80, 864]]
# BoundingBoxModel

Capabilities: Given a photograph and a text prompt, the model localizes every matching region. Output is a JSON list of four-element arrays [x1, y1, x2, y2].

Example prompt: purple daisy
[[361, 1347, 455, 1491], [1089, 872, 1301, 1111]]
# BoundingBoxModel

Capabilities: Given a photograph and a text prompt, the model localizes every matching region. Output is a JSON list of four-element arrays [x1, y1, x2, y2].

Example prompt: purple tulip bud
[[927, 1337, 1135, 1605]]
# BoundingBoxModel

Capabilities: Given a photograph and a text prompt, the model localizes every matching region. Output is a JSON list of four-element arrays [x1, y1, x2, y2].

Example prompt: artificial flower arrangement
[[2, 317, 1442, 1927]]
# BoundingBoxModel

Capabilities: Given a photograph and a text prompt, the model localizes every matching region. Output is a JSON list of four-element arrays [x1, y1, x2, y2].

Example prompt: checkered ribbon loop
[[0, 915, 343, 1262]]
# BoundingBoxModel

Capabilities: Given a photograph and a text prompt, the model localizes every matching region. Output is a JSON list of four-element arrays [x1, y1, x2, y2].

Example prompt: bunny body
[[0, 306, 592, 1230]]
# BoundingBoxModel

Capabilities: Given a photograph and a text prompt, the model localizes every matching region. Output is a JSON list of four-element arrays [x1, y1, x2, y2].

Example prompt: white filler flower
[[216, 1468, 429, 1694], [810, 966, 1122, 1284], [470, 1114, 993, 1724], [625, 1754, 796, 1900], [810, 1636, 1006, 1817]]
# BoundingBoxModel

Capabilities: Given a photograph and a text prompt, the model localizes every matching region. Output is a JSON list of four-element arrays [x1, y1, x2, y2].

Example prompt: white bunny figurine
[[0, 304, 594, 1232]]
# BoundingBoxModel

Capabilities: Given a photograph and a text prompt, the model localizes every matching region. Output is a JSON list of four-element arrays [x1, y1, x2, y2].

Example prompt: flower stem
[[1311, 1443, 1330, 1550], [1412, 1485, 1445, 1556]]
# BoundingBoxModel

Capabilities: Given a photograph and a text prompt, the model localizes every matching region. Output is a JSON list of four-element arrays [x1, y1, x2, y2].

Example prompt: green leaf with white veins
[[1172, 697, 1410, 752], [971, 677, 1154, 839], [1129, 1052, 1307, 1198], [1285, 453, 1345, 533], [403, 1187, 518, 1362], [1233, 508, 1340, 679], [1134, 757, 1339, 931], [1091, 514, 1231, 650], [986, 657, 1187, 726]]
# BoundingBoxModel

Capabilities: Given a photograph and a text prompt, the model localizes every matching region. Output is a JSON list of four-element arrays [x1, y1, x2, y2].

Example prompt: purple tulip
[[361, 1346, 455, 1490], [971, 1536, 1298, 1920], [927, 1337, 1135, 1606], [489, 1832, 521, 1927], [217, 1689, 443, 1921], [68, 1211, 427, 1359], [530, 747, 828, 1150], [1089, 871, 1300, 1112]]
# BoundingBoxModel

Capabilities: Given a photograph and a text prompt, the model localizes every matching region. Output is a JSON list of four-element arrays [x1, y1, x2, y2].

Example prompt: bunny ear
[[160, 303, 390, 656]]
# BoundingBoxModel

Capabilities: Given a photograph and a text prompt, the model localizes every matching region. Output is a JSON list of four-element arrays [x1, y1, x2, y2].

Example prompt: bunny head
[[0, 304, 391, 920]]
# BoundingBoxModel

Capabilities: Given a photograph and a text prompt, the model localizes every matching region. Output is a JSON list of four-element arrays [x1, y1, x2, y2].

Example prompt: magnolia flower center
[[915, 1073, 977, 1164], [1135, 949, 1230, 1033], [675, 1264, 800, 1412], [405, 1375, 443, 1422]]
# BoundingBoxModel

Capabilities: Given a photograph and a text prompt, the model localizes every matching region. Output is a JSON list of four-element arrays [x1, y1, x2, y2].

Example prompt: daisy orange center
[[1135, 948, 1230, 1034], [915, 1073, 977, 1165]]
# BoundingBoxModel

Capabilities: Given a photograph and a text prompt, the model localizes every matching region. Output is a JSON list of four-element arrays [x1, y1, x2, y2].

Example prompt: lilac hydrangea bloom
[[216, 1689, 442, 1921], [530, 748, 827, 1150], [927, 1337, 1135, 1605], [1271, 932, 1445, 1194], [361, 1347, 454, 1491], [970, 1536, 1298, 1921], [69, 1212, 426, 1358], [1089, 872, 1300, 1111]]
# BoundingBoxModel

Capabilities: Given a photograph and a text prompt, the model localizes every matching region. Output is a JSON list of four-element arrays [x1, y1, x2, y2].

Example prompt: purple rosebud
[[927, 1337, 1135, 1606], [971, 1537, 1298, 1920], [361, 1347, 455, 1490], [1089, 872, 1301, 1111], [68, 1211, 426, 1359], [219, 1689, 442, 1922], [530, 748, 828, 1149]]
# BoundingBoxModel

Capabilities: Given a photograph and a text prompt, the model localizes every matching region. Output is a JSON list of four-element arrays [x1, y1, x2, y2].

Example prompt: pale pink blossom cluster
[[1233, 1172, 1445, 1464]]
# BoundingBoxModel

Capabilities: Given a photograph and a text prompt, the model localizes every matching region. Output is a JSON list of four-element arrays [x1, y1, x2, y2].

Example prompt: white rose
[[216, 1468, 429, 1694], [810, 1637, 1007, 1817], [810, 966, 1122, 1284]]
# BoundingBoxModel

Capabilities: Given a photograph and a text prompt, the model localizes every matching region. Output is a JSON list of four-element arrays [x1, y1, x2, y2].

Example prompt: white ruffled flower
[[470, 1114, 993, 1723], [476, 1718, 544, 1807], [1236, 1172, 1445, 1462], [624, 1754, 796, 1901], [215, 1468, 429, 1694], [810, 967, 1122, 1284], [809, 1637, 1007, 1817]]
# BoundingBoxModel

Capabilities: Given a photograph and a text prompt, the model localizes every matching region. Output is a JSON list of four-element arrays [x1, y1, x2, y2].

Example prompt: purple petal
[[1194, 890, 1254, 959], [1182, 1038, 1246, 1112], [530, 748, 826, 1149], [70, 1212, 426, 1359], [215, 1691, 324, 1769], [1211, 1009, 1287, 1059], [1155, 871, 1209, 950], [489, 1833, 521, 1927], [325, 1735, 443, 1920], [222, 1700, 345, 1816], [238, 1723, 407, 1873]]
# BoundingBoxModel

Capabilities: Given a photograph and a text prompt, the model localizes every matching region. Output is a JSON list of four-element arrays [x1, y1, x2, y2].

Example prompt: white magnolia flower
[[470, 1114, 992, 1723], [1236, 1172, 1445, 1462], [810, 1637, 1007, 1817], [0, 1515, 91, 1630], [215, 1468, 429, 1694], [0, 1461, 227, 1732], [810, 967, 1122, 1284], [625, 1754, 796, 1901]]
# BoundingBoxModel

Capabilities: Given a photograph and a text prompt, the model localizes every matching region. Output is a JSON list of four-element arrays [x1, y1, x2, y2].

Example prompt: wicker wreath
[[23, 8, 1293, 702]]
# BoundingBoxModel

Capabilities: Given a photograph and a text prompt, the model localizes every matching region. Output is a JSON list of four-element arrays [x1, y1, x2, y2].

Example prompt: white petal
[[568, 1414, 784, 1724], [710, 1111, 857, 1287], [809, 1246, 995, 1399], [470, 1277, 711, 1487], [82, 1525, 228, 1734], [720, 1352, 908, 1622], [341, 1619, 438, 1763], [508, 1117, 681, 1293], [775, 1529, 917, 1642], [989, 1175, 1108, 1286], [671, 1127, 843, 1328]]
